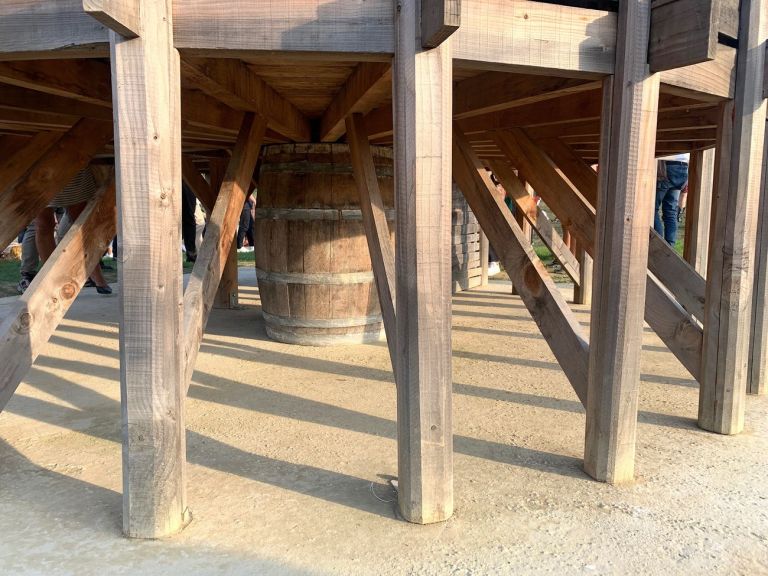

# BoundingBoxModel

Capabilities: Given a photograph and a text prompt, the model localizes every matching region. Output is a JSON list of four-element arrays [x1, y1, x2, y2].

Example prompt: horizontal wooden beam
[[180, 59, 311, 142], [0, 178, 116, 412], [83, 0, 139, 38], [660, 45, 736, 100], [453, 72, 600, 119], [649, 0, 719, 73], [0, 60, 112, 107], [320, 62, 391, 142], [422, 0, 461, 48]]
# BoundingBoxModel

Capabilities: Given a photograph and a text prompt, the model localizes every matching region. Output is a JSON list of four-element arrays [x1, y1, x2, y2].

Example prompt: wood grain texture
[[183, 114, 265, 391], [683, 148, 715, 276], [320, 63, 391, 142], [393, 0, 453, 525], [346, 113, 397, 364], [180, 58, 310, 142], [749, 122, 768, 396], [0, 178, 116, 412], [422, 0, 461, 48], [83, 0, 140, 38], [452, 0, 616, 76], [455, 130, 589, 405], [0, 118, 112, 252], [574, 248, 593, 305], [110, 0, 187, 537], [584, 0, 661, 485], [647, 229, 706, 319], [649, 0, 719, 73], [660, 45, 736, 100], [0, 60, 112, 106], [0, 131, 62, 197], [207, 157, 240, 311], [700, 0, 767, 433], [181, 155, 216, 211], [488, 159, 581, 284]]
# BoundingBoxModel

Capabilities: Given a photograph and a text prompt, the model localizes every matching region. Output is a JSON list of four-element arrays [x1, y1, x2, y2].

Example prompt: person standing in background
[[654, 153, 689, 245]]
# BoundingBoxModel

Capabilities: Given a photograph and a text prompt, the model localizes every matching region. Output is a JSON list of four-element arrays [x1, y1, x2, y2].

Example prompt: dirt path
[[0, 270, 765, 575]]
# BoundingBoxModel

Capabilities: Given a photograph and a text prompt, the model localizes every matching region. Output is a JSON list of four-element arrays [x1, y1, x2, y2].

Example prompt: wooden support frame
[[701, 0, 768, 434], [207, 157, 240, 310], [648, 0, 720, 73], [0, 118, 113, 252], [749, 123, 768, 397], [487, 159, 581, 285], [110, 0, 187, 537], [346, 113, 397, 365], [83, 0, 140, 38], [421, 0, 460, 48], [0, 131, 62, 197], [455, 129, 589, 405], [0, 179, 116, 412], [574, 248, 593, 306], [393, 0, 453, 525], [585, 0, 661, 484], [183, 113, 265, 391]]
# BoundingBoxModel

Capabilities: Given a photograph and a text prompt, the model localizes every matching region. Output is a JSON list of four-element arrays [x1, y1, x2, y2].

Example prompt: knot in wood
[[523, 262, 543, 296], [61, 283, 77, 300], [17, 312, 32, 333]]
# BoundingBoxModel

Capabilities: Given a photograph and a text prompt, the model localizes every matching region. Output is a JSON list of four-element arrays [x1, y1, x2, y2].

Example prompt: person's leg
[[20, 222, 39, 279], [661, 186, 681, 245], [35, 208, 57, 263]]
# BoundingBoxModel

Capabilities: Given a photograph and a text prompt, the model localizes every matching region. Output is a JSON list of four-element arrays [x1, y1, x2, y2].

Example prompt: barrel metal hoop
[[255, 208, 395, 222], [261, 310, 383, 328], [255, 268, 375, 285]]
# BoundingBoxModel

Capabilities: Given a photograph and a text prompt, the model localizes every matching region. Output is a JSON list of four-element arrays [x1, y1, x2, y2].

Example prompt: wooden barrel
[[254, 143, 394, 345]]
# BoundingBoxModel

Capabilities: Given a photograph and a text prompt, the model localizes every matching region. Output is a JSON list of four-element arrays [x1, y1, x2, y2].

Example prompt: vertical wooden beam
[[700, 0, 767, 433], [683, 148, 715, 276], [346, 113, 397, 366], [584, 0, 661, 484], [110, 0, 188, 538], [750, 122, 768, 396], [393, 0, 453, 524], [574, 248, 593, 305], [479, 229, 489, 285]]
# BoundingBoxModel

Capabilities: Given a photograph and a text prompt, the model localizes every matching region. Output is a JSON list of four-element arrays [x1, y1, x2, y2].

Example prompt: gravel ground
[[0, 270, 766, 575]]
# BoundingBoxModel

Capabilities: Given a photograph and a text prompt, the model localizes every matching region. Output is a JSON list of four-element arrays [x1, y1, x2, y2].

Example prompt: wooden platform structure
[[0, 0, 766, 537]]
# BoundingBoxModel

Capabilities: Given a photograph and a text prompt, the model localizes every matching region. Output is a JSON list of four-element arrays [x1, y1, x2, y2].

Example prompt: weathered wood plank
[[180, 58, 310, 142], [683, 148, 715, 276], [83, 0, 140, 38], [393, 0, 453, 525], [487, 159, 581, 284], [422, 0, 461, 48], [700, 0, 767, 434], [574, 248, 593, 305], [648, 229, 706, 318], [584, 0, 661, 484], [183, 114, 265, 389], [0, 118, 113, 252], [0, 179, 115, 412], [110, 0, 187, 537], [649, 0, 719, 73], [181, 155, 216, 211], [320, 63, 391, 142], [0, 131, 62, 197], [346, 113, 397, 365], [660, 45, 736, 100], [455, 129, 589, 404], [749, 122, 768, 396]]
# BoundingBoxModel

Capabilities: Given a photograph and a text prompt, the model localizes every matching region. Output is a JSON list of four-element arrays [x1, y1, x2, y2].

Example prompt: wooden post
[[584, 0, 661, 484], [750, 123, 768, 396], [393, 0, 453, 524], [700, 0, 767, 433], [479, 229, 489, 285], [683, 148, 715, 276], [574, 248, 593, 306], [110, 0, 188, 538]]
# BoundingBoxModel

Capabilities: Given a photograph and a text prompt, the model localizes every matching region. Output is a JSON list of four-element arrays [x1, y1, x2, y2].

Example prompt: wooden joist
[[183, 114, 265, 390], [181, 155, 216, 211], [82, 0, 140, 38], [110, 0, 187, 537], [701, 0, 768, 434], [454, 129, 589, 405], [0, 118, 113, 252], [180, 59, 310, 142], [660, 45, 736, 100], [393, 0, 453, 525], [487, 159, 581, 285], [0, 60, 112, 107], [585, 0, 661, 484], [0, 131, 62, 196], [422, 0, 461, 48], [320, 63, 391, 142]]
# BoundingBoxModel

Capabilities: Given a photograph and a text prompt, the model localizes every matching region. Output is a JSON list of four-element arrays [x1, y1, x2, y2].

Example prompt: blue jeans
[[654, 162, 688, 245]]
